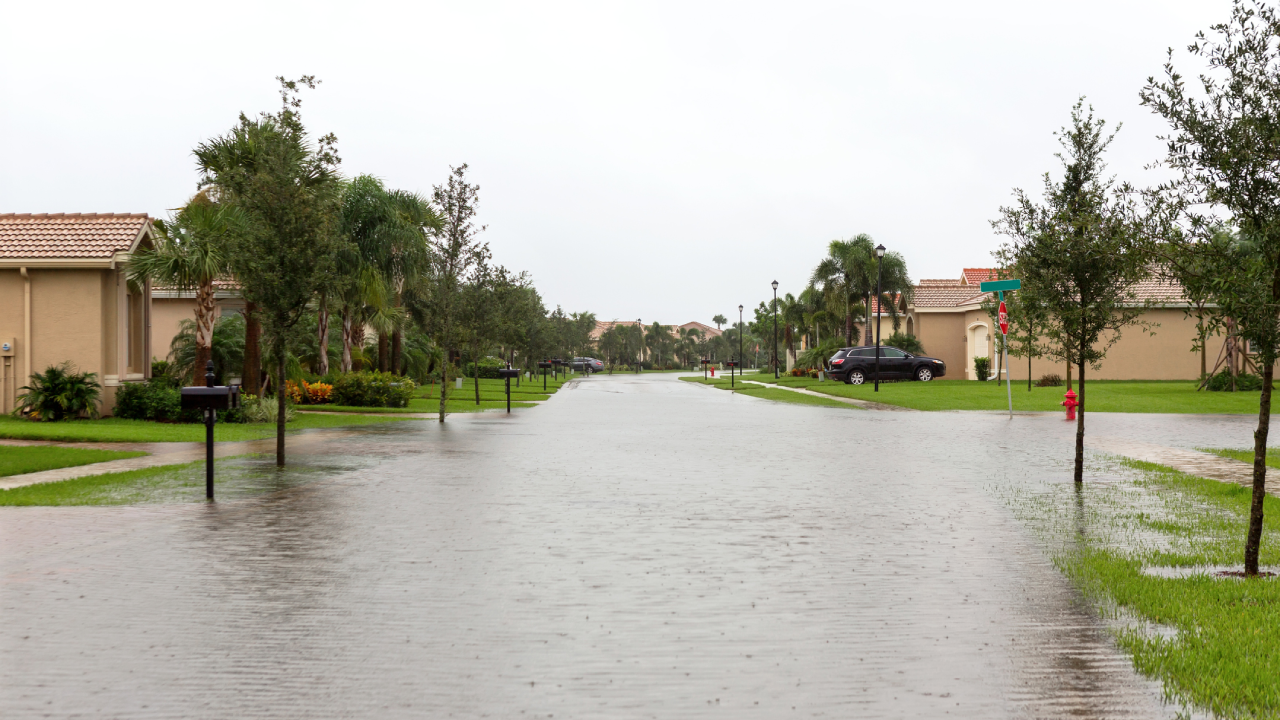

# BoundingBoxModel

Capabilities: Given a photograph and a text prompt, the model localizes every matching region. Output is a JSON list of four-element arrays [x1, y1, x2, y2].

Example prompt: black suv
[[827, 346, 946, 384]]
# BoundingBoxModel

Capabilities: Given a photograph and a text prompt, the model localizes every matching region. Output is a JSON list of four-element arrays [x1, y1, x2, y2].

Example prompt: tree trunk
[[865, 295, 873, 345], [317, 297, 330, 376], [1074, 352, 1085, 484], [1066, 360, 1072, 392], [438, 346, 450, 422], [378, 333, 389, 372], [340, 306, 353, 373], [1245, 361, 1275, 576], [276, 345, 287, 467], [474, 340, 481, 405], [391, 329, 402, 375], [193, 279, 216, 384], [244, 301, 261, 396]]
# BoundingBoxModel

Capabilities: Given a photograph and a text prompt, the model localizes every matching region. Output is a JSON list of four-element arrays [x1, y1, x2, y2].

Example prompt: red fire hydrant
[[1062, 389, 1078, 421], [710, 366, 716, 377]]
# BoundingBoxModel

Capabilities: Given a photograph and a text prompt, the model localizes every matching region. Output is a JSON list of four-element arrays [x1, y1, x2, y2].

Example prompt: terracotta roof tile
[[918, 278, 962, 287], [961, 268, 997, 285], [0, 213, 150, 259], [912, 285, 989, 308]]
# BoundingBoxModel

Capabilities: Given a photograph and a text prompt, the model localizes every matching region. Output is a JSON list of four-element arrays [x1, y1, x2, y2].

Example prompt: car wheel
[[849, 369, 866, 385], [916, 367, 933, 382]]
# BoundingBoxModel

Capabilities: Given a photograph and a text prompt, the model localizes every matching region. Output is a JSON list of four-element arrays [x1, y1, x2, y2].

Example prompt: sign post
[[980, 279, 1021, 419]]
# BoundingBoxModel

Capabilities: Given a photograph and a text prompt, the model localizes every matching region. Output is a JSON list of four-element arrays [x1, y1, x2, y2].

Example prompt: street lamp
[[738, 304, 744, 384], [636, 318, 642, 373], [874, 243, 886, 392], [771, 279, 779, 379]]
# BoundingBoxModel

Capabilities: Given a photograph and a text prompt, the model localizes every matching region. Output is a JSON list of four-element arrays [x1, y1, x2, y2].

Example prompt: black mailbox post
[[551, 358, 563, 381], [700, 357, 710, 380], [537, 361, 552, 391], [726, 360, 739, 388], [180, 361, 241, 500], [498, 366, 521, 413]]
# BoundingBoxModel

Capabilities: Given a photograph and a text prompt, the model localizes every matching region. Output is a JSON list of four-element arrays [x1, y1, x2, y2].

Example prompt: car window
[[832, 350, 847, 359], [879, 348, 906, 358], [851, 348, 872, 358]]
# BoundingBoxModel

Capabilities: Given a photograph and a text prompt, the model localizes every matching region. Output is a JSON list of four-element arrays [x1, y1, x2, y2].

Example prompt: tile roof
[[1130, 274, 1187, 303], [0, 213, 151, 259], [918, 278, 962, 287], [961, 268, 996, 285], [912, 285, 990, 308]]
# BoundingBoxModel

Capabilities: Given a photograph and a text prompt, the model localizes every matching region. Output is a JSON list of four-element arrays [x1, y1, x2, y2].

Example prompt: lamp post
[[874, 244, 886, 392], [771, 280, 779, 379], [637, 318, 642, 374], [738, 304, 744, 384]]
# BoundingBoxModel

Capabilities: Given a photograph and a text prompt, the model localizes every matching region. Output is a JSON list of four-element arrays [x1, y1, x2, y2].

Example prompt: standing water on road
[[2, 373, 1254, 718]]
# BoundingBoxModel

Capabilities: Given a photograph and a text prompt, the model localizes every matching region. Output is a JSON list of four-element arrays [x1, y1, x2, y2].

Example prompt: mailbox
[[551, 358, 563, 366], [181, 385, 241, 411], [726, 361, 739, 368], [497, 368, 520, 379], [537, 361, 552, 369], [700, 358, 710, 365]]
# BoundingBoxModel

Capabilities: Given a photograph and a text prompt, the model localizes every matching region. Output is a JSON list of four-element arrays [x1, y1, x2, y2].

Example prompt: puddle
[[1141, 564, 1280, 580]]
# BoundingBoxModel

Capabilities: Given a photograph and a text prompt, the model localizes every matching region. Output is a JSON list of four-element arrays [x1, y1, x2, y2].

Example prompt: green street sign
[[980, 279, 1022, 292]]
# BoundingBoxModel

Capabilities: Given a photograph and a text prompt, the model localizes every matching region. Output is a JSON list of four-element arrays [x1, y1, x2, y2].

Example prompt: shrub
[[242, 394, 296, 424], [17, 363, 102, 421], [114, 382, 182, 421], [284, 380, 305, 404], [331, 371, 416, 407], [973, 357, 991, 382], [305, 382, 333, 404], [1206, 370, 1264, 392], [885, 332, 925, 356], [1035, 373, 1063, 387], [464, 356, 506, 379]]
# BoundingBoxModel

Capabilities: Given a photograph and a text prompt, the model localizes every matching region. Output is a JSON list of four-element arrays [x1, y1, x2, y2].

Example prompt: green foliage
[[464, 356, 506, 379], [150, 359, 178, 386], [113, 382, 182, 421], [169, 312, 245, 384], [331, 371, 416, 407], [1206, 370, 1264, 392], [16, 363, 102, 421], [884, 332, 924, 355], [1036, 373, 1063, 387], [242, 394, 295, 424], [972, 357, 991, 382]]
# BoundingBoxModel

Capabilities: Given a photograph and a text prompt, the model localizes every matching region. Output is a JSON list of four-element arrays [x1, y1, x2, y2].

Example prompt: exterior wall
[[151, 297, 217, 363], [0, 270, 26, 414], [912, 310, 967, 378], [914, 305, 1226, 382]]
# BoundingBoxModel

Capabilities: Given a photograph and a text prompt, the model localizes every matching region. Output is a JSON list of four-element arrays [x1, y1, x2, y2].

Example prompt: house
[[150, 279, 245, 364], [0, 213, 156, 414], [905, 268, 1219, 381]]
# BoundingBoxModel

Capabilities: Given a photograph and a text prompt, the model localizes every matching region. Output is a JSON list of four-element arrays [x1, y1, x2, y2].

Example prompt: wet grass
[[679, 376, 859, 409], [0, 446, 146, 477], [0, 453, 373, 506], [304, 398, 536, 414], [1202, 447, 1280, 470], [783, 378, 1265, 414], [0, 413, 417, 444], [1008, 457, 1280, 717], [419, 377, 566, 399]]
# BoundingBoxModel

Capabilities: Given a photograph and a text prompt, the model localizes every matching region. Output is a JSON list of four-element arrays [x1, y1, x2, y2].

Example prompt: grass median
[[745, 375, 1266, 414], [0, 413, 420, 444], [0, 446, 146, 477], [679, 375, 858, 409]]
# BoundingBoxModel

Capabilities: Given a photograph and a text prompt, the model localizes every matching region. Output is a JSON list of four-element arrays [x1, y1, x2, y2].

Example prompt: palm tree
[[712, 314, 727, 331], [128, 195, 244, 383], [811, 235, 876, 346]]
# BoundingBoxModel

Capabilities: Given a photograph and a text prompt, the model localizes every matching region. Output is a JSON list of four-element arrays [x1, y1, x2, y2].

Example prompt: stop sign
[[998, 301, 1009, 336]]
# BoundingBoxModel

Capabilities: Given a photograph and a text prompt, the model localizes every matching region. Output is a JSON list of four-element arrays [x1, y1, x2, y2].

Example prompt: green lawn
[[785, 378, 1263, 414], [1203, 447, 1280, 470], [308, 398, 535, 414], [680, 375, 859, 409], [0, 446, 146, 477], [1025, 459, 1280, 717], [0, 413, 419, 444]]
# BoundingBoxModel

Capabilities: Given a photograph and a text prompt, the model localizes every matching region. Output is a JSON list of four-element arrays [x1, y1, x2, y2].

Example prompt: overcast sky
[[1, 1, 1230, 325]]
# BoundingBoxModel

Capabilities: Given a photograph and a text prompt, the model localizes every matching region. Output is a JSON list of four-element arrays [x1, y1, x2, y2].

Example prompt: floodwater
[[0, 374, 1258, 718]]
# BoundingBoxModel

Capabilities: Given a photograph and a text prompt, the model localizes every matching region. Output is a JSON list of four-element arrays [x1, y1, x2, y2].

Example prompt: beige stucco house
[[0, 213, 155, 414], [150, 280, 244, 363], [906, 268, 1221, 381]]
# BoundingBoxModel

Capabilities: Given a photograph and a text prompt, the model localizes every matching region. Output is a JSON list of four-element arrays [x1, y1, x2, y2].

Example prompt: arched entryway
[[967, 322, 989, 380]]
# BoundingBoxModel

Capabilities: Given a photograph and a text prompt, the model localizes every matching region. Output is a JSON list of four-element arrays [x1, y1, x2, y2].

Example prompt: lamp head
[[738, 304, 743, 313], [771, 280, 779, 291], [875, 244, 886, 258]]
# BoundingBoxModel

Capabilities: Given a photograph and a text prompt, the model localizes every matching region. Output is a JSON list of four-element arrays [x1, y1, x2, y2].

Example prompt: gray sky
[[1, 1, 1229, 325]]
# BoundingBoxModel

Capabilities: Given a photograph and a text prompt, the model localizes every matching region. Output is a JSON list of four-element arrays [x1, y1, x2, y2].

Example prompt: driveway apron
[[1, 373, 1256, 718]]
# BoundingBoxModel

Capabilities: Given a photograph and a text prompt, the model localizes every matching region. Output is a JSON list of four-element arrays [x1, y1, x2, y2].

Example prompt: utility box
[[0, 340, 13, 357], [180, 386, 241, 411]]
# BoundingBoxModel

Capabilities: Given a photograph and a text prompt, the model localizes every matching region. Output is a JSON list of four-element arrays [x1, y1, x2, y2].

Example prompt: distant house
[[150, 279, 245, 366], [905, 268, 1218, 380], [0, 213, 156, 414]]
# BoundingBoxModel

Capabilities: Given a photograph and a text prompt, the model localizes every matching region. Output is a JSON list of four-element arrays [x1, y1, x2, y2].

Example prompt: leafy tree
[[128, 196, 245, 383], [1141, 0, 1280, 574], [981, 265, 1051, 390], [168, 312, 246, 385], [426, 164, 487, 422], [993, 100, 1151, 484], [811, 235, 875, 345], [195, 76, 344, 466]]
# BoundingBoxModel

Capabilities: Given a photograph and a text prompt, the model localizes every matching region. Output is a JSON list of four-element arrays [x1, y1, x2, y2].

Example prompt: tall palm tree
[[129, 195, 245, 383], [811, 235, 876, 346], [712, 314, 727, 331]]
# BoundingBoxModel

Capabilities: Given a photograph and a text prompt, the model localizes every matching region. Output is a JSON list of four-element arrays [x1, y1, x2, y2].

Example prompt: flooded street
[[0, 373, 1258, 718]]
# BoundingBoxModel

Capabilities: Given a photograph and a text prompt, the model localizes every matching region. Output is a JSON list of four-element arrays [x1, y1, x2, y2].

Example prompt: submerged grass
[[1010, 456, 1280, 717], [0, 413, 417, 444], [0, 446, 146, 477], [679, 375, 859, 409]]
